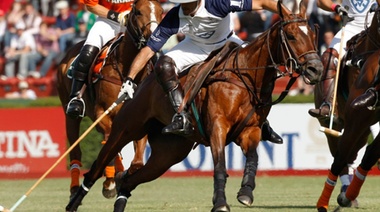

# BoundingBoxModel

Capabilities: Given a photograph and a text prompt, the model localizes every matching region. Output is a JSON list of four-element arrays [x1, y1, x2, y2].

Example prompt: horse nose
[[304, 59, 324, 84]]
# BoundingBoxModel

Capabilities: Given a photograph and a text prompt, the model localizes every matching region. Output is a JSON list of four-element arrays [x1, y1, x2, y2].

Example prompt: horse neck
[[118, 33, 141, 74]]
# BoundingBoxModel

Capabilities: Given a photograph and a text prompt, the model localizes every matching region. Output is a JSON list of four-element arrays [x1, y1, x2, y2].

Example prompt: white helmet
[[169, 0, 198, 3]]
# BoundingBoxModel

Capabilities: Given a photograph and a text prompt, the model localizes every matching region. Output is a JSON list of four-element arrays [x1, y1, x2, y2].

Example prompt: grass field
[[1, 176, 380, 211]]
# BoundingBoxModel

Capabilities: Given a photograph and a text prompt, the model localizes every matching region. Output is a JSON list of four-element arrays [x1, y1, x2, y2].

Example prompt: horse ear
[[277, 0, 291, 19], [298, 0, 307, 18]]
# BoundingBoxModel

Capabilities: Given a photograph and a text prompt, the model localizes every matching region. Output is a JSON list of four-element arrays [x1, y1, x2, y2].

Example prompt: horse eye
[[286, 33, 296, 40], [135, 10, 142, 16]]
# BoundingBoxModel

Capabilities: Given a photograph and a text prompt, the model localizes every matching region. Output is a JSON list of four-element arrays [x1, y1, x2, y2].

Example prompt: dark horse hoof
[[237, 186, 254, 206], [102, 178, 117, 199], [211, 203, 230, 212]]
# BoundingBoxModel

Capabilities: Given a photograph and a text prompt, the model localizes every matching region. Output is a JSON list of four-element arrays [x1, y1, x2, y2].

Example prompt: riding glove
[[334, 5, 353, 26], [118, 10, 130, 26], [107, 10, 130, 26], [118, 78, 136, 100]]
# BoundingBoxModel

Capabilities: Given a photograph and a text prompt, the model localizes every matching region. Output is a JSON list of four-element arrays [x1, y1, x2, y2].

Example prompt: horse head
[[276, 0, 323, 85], [125, 0, 163, 49]]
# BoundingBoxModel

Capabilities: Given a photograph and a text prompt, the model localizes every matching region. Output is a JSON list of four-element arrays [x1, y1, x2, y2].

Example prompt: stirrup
[[366, 88, 378, 111], [66, 97, 86, 118], [162, 112, 194, 135]]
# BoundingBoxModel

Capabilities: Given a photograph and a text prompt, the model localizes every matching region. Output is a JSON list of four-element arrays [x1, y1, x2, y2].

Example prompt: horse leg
[[66, 116, 82, 198], [100, 132, 120, 199], [66, 123, 133, 212], [128, 135, 148, 175], [237, 148, 258, 206], [338, 134, 380, 207], [114, 132, 193, 212], [317, 112, 372, 211], [208, 123, 230, 212]]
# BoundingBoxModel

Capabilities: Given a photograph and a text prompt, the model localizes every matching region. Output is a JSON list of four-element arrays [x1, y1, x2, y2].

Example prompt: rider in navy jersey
[[118, 0, 282, 143]]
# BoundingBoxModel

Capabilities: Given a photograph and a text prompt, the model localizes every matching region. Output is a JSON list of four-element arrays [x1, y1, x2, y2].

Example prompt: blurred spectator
[[3, 21, 36, 79], [306, 0, 339, 52], [75, 5, 96, 32], [21, 2, 42, 36], [5, 80, 37, 100], [320, 29, 334, 54], [4, 1, 25, 49], [72, 18, 89, 44], [239, 10, 268, 42], [27, 21, 59, 78], [54, 0, 75, 53]]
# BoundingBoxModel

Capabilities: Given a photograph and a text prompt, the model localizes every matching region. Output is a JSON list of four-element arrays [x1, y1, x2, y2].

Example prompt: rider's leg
[[154, 55, 194, 135], [66, 45, 100, 118], [351, 63, 380, 109], [309, 48, 339, 118]]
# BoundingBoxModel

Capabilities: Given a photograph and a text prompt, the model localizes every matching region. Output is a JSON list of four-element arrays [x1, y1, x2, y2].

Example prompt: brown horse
[[314, 6, 380, 211], [66, 1, 323, 212], [56, 0, 163, 199], [336, 49, 380, 207]]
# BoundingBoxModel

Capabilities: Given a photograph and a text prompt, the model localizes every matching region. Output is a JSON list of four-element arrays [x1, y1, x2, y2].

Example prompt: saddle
[[67, 33, 125, 83], [180, 41, 241, 111]]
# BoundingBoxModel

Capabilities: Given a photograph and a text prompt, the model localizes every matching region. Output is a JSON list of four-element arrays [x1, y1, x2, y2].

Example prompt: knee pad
[[321, 48, 339, 80], [73, 45, 100, 81], [154, 56, 178, 92]]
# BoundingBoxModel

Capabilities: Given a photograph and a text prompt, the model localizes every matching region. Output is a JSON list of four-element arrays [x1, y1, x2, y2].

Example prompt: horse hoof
[[317, 207, 327, 212], [102, 179, 117, 199], [237, 186, 253, 206], [237, 194, 253, 206], [337, 192, 352, 207], [211, 204, 230, 212]]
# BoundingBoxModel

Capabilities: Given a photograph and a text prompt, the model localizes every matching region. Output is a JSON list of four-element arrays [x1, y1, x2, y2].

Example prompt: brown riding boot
[[351, 65, 380, 110], [308, 48, 338, 118], [351, 87, 379, 110], [308, 78, 334, 118], [154, 56, 194, 136]]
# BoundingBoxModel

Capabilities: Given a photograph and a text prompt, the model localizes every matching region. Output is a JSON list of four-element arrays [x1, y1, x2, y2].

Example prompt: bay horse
[[336, 49, 380, 207], [314, 6, 380, 211], [56, 0, 163, 199], [66, 1, 323, 211]]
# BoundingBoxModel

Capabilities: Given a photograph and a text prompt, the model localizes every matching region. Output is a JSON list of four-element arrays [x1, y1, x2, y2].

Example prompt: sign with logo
[[0, 107, 66, 178]]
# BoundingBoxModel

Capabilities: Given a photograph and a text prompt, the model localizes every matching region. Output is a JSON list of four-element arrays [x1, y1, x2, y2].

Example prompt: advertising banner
[[0, 107, 67, 178]]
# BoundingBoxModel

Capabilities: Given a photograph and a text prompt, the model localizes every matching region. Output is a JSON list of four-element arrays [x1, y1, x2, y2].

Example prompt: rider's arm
[[128, 46, 156, 80], [251, 0, 278, 13], [316, 0, 337, 12]]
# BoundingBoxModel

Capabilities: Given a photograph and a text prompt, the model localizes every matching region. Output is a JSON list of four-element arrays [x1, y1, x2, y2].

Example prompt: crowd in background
[[0, 0, 343, 96]]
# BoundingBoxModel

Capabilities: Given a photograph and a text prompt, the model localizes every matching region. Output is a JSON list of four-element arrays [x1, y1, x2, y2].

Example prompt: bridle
[[125, 1, 160, 49], [272, 17, 319, 76]]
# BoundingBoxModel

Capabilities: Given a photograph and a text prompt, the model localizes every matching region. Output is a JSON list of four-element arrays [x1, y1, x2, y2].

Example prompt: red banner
[[0, 107, 67, 179]]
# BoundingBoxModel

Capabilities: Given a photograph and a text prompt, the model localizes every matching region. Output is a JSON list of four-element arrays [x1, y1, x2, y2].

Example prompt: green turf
[[1, 176, 380, 211]]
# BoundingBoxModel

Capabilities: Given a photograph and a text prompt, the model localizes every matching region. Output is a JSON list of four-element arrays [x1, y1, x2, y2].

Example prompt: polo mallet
[[4, 94, 127, 212], [319, 8, 351, 137]]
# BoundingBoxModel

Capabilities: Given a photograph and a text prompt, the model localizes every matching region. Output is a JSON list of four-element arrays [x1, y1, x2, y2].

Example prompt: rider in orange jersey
[[65, 0, 133, 118]]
